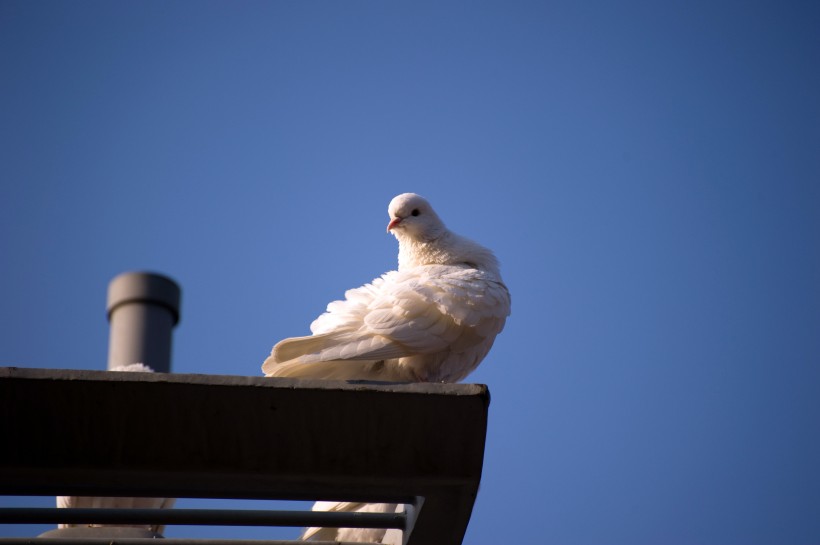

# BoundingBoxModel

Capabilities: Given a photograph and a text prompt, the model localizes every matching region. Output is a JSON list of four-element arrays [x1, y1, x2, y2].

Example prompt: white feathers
[[263, 193, 511, 384], [263, 193, 510, 543], [302, 502, 401, 544]]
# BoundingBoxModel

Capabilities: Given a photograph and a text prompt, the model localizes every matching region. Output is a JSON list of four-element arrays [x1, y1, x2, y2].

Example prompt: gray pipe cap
[[107, 271, 181, 325]]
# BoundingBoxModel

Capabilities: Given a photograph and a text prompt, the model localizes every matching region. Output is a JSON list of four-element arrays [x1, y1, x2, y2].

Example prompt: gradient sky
[[1, 1, 819, 543]]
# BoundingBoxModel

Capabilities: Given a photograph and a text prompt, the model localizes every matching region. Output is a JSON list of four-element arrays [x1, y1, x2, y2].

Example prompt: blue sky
[[2, 1, 819, 543]]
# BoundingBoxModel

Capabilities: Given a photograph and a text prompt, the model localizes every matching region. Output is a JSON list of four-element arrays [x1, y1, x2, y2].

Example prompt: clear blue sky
[[2, 1, 819, 543]]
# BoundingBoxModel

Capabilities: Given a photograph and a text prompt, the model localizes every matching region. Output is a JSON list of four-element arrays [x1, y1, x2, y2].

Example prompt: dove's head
[[387, 193, 446, 241]]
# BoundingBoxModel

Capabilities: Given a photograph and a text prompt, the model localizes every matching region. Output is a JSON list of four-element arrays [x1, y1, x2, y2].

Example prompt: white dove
[[263, 193, 510, 543], [262, 192, 510, 383]]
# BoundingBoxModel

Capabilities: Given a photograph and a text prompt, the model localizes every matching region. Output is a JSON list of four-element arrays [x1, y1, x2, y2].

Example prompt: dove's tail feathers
[[264, 357, 411, 381], [262, 332, 408, 376], [260, 334, 333, 375], [262, 332, 369, 378], [270, 333, 337, 364]]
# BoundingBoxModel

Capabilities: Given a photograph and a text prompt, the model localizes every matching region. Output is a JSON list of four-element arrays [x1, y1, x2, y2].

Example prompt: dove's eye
[[411, 209, 420, 217]]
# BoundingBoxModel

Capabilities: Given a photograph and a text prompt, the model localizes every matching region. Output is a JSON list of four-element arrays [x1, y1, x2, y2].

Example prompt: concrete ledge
[[0, 367, 490, 545]]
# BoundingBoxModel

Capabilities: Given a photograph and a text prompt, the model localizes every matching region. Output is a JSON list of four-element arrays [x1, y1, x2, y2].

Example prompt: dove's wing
[[262, 265, 509, 380]]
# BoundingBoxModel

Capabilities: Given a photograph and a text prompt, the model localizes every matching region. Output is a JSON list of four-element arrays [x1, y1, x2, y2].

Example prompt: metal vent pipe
[[106, 272, 181, 373]]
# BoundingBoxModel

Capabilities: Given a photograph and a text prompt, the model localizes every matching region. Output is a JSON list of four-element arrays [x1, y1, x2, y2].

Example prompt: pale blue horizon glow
[[1, 1, 819, 543]]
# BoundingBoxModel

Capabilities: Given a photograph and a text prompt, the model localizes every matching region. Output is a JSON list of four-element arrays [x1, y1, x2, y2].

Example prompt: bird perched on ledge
[[263, 192, 510, 383], [262, 193, 511, 543]]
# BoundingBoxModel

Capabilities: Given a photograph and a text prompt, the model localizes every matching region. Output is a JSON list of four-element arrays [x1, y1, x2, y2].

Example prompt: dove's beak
[[387, 217, 401, 232]]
